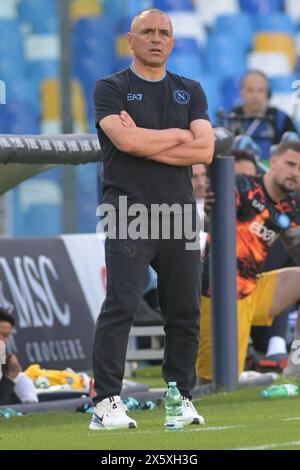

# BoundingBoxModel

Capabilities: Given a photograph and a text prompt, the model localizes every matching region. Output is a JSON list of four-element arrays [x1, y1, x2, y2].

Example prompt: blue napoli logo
[[173, 90, 190, 105], [276, 213, 291, 229]]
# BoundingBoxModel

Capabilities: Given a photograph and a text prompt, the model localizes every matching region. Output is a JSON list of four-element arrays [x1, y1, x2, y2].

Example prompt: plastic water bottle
[[261, 384, 299, 398], [164, 381, 183, 431]]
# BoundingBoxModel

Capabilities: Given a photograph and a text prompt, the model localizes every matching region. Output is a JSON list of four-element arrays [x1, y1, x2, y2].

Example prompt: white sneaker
[[182, 398, 205, 425], [89, 396, 137, 430]]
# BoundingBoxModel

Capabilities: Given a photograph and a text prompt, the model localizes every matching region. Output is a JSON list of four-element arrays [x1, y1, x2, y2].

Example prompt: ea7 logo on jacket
[[127, 93, 143, 101]]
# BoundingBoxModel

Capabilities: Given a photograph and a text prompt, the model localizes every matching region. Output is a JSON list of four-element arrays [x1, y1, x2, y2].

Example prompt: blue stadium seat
[[0, 20, 24, 65], [167, 54, 204, 79], [215, 14, 254, 51], [196, 75, 222, 125], [102, 0, 126, 22], [172, 37, 201, 55], [74, 55, 114, 85], [239, 0, 284, 14], [206, 34, 246, 79], [114, 57, 132, 72], [269, 74, 298, 92], [0, 101, 39, 134], [167, 39, 203, 78], [26, 60, 59, 82], [18, 0, 58, 33], [6, 78, 41, 114], [125, 0, 149, 16], [0, 19, 22, 39], [153, 0, 194, 10], [255, 13, 295, 34], [0, 56, 25, 82], [11, 171, 63, 237], [118, 16, 132, 34], [73, 17, 116, 59], [221, 76, 243, 112], [75, 164, 98, 233]]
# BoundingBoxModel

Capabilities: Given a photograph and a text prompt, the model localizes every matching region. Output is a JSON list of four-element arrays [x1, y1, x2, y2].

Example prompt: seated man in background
[[230, 147, 292, 372], [197, 140, 300, 382], [230, 70, 297, 161], [0, 307, 37, 405]]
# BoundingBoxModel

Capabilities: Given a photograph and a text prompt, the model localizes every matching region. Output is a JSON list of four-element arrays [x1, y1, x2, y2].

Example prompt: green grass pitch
[[1, 387, 300, 450]]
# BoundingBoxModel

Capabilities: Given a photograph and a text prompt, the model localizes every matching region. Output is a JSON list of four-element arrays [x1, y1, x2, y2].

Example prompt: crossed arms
[[98, 111, 214, 166]]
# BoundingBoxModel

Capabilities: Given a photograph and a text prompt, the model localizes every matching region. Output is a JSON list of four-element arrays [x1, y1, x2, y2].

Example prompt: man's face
[[0, 321, 12, 346], [270, 150, 300, 194], [127, 11, 175, 68], [241, 73, 269, 115], [235, 160, 257, 177], [192, 164, 207, 199]]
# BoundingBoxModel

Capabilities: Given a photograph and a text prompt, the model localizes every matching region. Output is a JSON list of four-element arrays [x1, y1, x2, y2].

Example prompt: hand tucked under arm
[[149, 119, 214, 166], [281, 226, 300, 265], [99, 112, 193, 157]]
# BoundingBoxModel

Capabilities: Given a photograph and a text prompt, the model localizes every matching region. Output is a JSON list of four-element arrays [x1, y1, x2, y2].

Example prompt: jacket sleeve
[[0, 375, 20, 406]]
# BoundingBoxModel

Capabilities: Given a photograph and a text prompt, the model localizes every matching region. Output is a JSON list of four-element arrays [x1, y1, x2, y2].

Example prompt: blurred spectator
[[231, 148, 258, 176], [192, 163, 207, 220], [197, 140, 300, 382], [0, 307, 38, 405], [229, 147, 292, 372], [230, 70, 297, 160]]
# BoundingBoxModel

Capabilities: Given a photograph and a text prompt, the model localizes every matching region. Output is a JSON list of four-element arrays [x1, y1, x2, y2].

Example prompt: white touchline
[[88, 425, 243, 437], [232, 441, 300, 450]]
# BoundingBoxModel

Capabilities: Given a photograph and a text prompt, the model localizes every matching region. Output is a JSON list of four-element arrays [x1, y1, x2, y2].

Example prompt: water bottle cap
[[168, 381, 177, 387]]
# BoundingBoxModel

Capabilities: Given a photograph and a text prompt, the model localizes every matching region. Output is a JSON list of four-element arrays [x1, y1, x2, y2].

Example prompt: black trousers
[[92, 214, 201, 401]]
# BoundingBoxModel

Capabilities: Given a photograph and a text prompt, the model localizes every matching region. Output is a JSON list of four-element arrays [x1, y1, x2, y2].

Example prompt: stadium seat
[[215, 14, 254, 52], [255, 14, 295, 34], [247, 51, 292, 76], [0, 57, 25, 83], [153, 0, 194, 11], [26, 60, 59, 82], [0, 0, 18, 19], [194, 0, 240, 28], [270, 92, 298, 119], [0, 19, 23, 54], [167, 54, 204, 79], [285, 0, 300, 22], [254, 33, 296, 69], [71, 0, 102, 21], [240, 0, 284, 14], [73, 17, 116, 57], [11, 170, 63, 237], [125, 0, 155, 16], [221, 76, 243, 112], [116, 35, 133, 59], [168, 12, 206, 46], [102, 0, 125, 22], [18, 0, 58, 33], [269, 74, 298, 93], [172, 37, 201, 55], [6, 78, 41, 115], [41, 79, 87, 134], [0, 101, 40, 134], [0, 20, 24, 78], [206, 34, 246, 79], [75, 163, 98, 233], [196, 75, 222, 125]]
